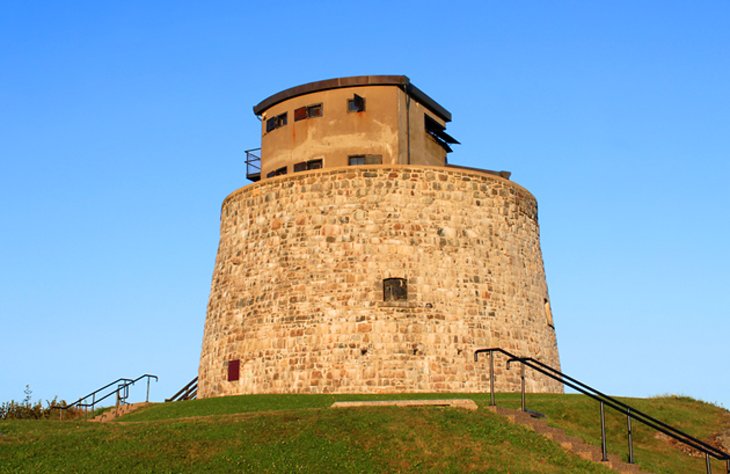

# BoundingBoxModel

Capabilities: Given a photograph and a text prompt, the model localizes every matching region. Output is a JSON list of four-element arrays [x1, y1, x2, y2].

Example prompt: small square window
[[266, 166, 288, 178], [266, 117, 277, 132], [348, 94, 365, 112], [294, 104, 323, 121], [307, 104, 323, 118], [348, 155, 365, 166], [294, 107, 307, 121], [293, 162, 307, 172], [227, 359, 240, 381], [266, 113, 288, 132], [347, 155, 383, 166], [293, 159, 323, 173], [383, 278, 407, 301], [348, 154, 381, 166]]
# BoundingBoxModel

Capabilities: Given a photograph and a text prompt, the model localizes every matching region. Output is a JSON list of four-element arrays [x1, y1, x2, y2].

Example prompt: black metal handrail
[[128, 374, 159, 405], [51, 377, 133, 416], [52, 374, 158, 419], [165, 376, 198, 402], [245, 147, 261, 181], [474, 347, 730, 474]]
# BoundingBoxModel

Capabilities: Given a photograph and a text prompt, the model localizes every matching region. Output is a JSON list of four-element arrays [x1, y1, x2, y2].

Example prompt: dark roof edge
[[252, 75, 452, 122]]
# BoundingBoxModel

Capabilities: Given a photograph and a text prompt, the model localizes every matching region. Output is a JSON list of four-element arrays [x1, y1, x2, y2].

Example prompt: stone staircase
[[89, 402, 150, 423], [493, 406, 646, 473]]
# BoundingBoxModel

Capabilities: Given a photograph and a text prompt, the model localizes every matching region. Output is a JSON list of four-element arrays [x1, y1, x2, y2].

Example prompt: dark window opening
[[348, 94, 365, 112], [308, 104, 322, 117], [294, 107, 307, 121], [424, 114, 459, 152], [266, 113, 288, 132], [227, 359, 240, 381], [294, 159, 323, 172], [349, 155, 365, 166], [266, 166, 288, 178], [383, 277, 408, 301], [294, 103, 323, 121], [348, 154, 382, 166]]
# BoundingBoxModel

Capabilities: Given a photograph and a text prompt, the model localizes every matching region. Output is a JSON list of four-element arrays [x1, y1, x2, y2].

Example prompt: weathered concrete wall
[[259, 86, 449, 178], [198, 165, 561, 397], [399, 93, 448, 166], [260, 86, 402, 177]]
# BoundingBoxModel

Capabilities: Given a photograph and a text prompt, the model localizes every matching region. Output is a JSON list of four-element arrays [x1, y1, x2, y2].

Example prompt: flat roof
[[253, 75, 452, 122]]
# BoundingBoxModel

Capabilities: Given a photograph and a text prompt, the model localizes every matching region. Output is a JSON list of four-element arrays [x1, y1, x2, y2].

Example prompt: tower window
[[227, 359, 240, 381], [383, 278, 407, 301], [293, 159, 323, 172], [266, 166, 288, 178], [348, 94, 365, 112], [294, 103, 323, 121], [266, 113, 288, 132], [424, 114, 459, 152], [348, 154, 382, 166]]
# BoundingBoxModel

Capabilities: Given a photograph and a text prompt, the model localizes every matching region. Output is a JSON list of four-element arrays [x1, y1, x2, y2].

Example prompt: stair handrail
[[514, 353, 728, 460], [474, 347, 730, 473], [510, 355, 726, 460], [127, 374, 159, 404], [166, 376, 198, 402], [52, 374, 158, 419], [51, 377, 134, 413]]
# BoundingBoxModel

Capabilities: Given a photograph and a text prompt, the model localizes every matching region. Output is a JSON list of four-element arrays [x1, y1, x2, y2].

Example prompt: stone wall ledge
[[222, 164, 534, 210]]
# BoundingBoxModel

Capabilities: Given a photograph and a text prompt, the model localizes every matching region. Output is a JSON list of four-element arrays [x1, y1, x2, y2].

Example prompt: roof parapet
[[253, 75, 452, 123]]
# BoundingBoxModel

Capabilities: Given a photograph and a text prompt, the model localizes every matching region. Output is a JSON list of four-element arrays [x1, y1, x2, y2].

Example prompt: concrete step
[[330, 399, 478, 411], [89, 402, 150, 423]]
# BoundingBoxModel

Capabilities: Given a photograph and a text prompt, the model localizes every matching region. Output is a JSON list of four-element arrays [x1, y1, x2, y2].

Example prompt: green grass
[[0, 393, 727, 473], [492, 393, 730, 474]]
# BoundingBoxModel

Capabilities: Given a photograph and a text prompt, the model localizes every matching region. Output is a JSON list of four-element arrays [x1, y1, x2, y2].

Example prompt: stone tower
[[198, 76, 561, 398]]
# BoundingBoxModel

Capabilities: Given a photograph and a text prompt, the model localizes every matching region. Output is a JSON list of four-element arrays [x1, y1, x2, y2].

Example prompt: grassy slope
[[0, 393, 727, 473], [496, 393, 730, 473]]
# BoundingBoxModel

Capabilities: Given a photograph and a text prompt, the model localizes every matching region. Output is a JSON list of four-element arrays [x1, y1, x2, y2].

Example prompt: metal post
[[520, 363, 526, 412], [488, 351, 495, 406], [627, 409, 634, 464], [600, 401, 608, 462], [705, 453, 711, 474], [725, 458, 729, 474], [146, 377, 151, 403]]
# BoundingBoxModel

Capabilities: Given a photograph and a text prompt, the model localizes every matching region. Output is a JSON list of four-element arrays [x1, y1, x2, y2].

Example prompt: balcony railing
[[245, 148, 261, 182]]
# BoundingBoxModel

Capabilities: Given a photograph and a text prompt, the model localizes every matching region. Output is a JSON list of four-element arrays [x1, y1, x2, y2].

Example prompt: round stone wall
[[198, 165, 561, 397]]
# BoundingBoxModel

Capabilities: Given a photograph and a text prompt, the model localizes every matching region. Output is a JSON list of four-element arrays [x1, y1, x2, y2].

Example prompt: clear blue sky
[[1, 1, 728, 409]]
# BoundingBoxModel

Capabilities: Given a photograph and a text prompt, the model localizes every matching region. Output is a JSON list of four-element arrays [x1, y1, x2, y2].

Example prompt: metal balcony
[[245, 148, 261, 182]]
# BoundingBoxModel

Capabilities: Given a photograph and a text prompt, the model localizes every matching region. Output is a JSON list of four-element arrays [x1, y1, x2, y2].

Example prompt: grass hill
[[1, 393, 727, 473]]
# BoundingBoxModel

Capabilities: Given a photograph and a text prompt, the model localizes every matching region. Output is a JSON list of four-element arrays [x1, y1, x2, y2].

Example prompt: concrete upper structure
[[250, 75, 460, 180]]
